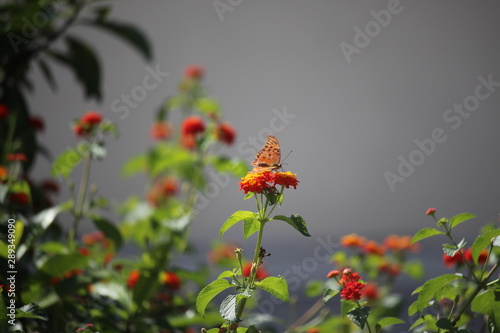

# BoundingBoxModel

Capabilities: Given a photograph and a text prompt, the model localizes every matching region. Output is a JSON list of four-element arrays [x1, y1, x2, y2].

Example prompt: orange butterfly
[[251, 135, 282, 173]]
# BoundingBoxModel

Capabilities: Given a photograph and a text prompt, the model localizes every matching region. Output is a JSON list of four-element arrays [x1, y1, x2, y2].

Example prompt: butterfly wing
[[251, 135, 281, 172]]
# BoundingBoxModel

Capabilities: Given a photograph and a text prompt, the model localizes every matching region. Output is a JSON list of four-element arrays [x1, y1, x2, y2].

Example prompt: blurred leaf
[[219, 211, 255, 240], [449, 212, 476, 229], [375, 317, 405, 331], [209, 156, 249, 178], [412, 274, 463, 313], [411, 227, 443, 244], [305, 280, 324, 297], [196, 97, 220, 116], [323, 288, 339, 304], [92, 216, 123, 249], [39, 241, 67, 255], [403, 260, 425, 280], [82, 20, 152, 60], [16, 303, 48, 321], [273, 214, 311, 237], [37, 59, 57, 91], [196, 278, 234, 316], [89, 142, 106, 160], [220, 294, 239, 323], [91, 282, 132, 310], [255, 276, 289, 302], [39, 253, 89, 276], [347, 306, 370, 329], [122, 154, 147, 177], [436, 318, 453, 329], [243, 218, 260, 240], [51, 147, 83, 178], [471, 229, 500, 264], [100, 121, 119, 138]]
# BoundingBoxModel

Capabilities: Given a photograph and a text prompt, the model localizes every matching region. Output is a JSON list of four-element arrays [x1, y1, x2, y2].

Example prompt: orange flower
[[239, 171, 299, 194], [426, 207, 436, 216], [216, 122, 236, 145], [150, 122, 173, 141], [340, 233, 366, 248], [184, 64, 204, 79], [161, 271, 181, 290], [383, 234, 420, 253], [271, 171, 299, 189], [0, 166, 7, 181], [127, 269, 140, 289], [208, 243, 237, 263], [307, 329, 320, 333], [362, 283, 379, 301], [327, 270, 340, 279], [363, 240, 385, 256], [7, 153, 27, 162], [82, 231, 111, 248], [242, 262, 269, 281]]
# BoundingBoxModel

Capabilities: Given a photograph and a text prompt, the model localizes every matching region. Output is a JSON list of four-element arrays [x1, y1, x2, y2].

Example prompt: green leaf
[[217, 270, 234, 279], [196, 279, 234, 316], [39, 253, 89, 276], [305, 280, 324, 297], [323, 288, 339, 304], [436, 317, 453, 329], [375, 317, 405, 331], [273, 214, 311, 237], [412, 274, 463, 313], [255, 276, 289, 302], [209, 156, 249, 178], [243, 218, 260, 240], [122, 154, 147, 177], [219, 211, 255, 240], [347, 306, 371, 329], [92, 216, 123, 249], [0, 287, 7, 331], [411, 227, 443, 244], [449, 212, 476, 229], [196, 97, 221, 115], [220, 294, 240, 323], [51, 147, 83, 178], [244, 192, 254, 200], [84, 20, 152, 60], [471, 229, 500, 264], [16, 303, 48, 321]]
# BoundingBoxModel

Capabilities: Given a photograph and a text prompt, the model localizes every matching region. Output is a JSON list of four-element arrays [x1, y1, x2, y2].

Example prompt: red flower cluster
[[239, 171, 299, 194], [181, 116, 205, 136], [8, 192, 30, 205], [29, 115, 45, 132], [147, 176, 178, 206], [82, 231, 111, 249], [338, 269, 365, 301], [73, 111, 103, 137], [184, 64, 205, 79], [40, 179, 59, 195], [340, 233, 366, 248], [443, 248, 488, 268], [161, 271, 181, 290], [242, 262, 269, 281], [216, 122, 236, 145], [127, 269, 141, 289], [0, 103, 8, 119], [7, 153, 27, 162], [363, 240, 385, 256], [150, 121, 173, 141], [383, 234, 420, 253]]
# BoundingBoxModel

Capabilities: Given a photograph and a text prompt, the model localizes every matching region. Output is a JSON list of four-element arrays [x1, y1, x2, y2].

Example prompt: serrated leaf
[[51, 147, 83, 178], [255, 276, 289, 302], [449, 213, 476, 229], [196, 279, 234, 316], [16, 303, 48, 321], [92, 216, 123, 249], [413, 274, 463, 313], [220, 294, 239, 323], [273, 214, 311, 237], [442, 243, 461, 257], [411, 227, 443, 244], [217, 270, 234, 279], [347, 306, 371, 329], [243, 218, 260, 240], [471, 229, 500, 264], [375, 317, 405, 331], [219, 211, 255, 240]]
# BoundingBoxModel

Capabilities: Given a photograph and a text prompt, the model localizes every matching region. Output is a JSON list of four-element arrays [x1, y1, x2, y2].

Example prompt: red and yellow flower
[[239, 171, 299, 194]]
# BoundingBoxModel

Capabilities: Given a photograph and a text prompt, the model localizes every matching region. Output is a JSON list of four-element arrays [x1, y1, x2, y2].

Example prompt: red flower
[[0, 104, 8, 119], [181, 116, 205, 136], [242, 262, 269, 281], [8, 192, 30, 205], [29, 115, 45, 132], [82, 231, 111, 248], [184, 65, 205, 79], [150, 122, 173, 141], [239, 171, 299, 194], [7, 153, 27, 162], [208, 243, 237, 263], [340, 233, 366, 248], [181, 133, 196, 150], [271, 171, 299, 189], [73, 123, 86, 137], [362, 283, 379, 301], [327, 270, 340, 279], [161, 271, 181, 290], [147, 177, 178, 206], [443, 251, 465, 268], [81, 111, 103, 126], [338, 269, 365, 301], [464, 248, 488, 264], [379, 262, 401, 277], [41, 179, 59, 194], [216, 122, 236, 145], [127, 269, 140, 289], [78, 248, 91, 256], [426, 207, 436, 216]]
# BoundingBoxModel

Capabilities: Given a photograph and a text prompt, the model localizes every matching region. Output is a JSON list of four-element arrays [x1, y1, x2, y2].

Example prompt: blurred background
[[28, 0, 500, 320]]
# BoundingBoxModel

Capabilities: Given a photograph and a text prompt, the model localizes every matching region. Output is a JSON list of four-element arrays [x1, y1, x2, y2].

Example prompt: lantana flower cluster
[[328, 268, 366, 301], [239, 171, 299, 194]]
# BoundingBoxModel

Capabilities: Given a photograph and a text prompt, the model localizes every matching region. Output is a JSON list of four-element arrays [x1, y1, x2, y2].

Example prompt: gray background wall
[[29, 0, 500, 323]]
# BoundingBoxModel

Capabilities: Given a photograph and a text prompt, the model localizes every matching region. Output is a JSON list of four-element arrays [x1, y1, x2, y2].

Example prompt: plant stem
[[232, 219, 266, 333], [67, 151, 91, 248]]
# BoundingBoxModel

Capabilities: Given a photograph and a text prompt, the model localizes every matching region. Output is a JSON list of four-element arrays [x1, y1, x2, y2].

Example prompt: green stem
[[67, 151, 91, 248], [232, 219, 266, 332]]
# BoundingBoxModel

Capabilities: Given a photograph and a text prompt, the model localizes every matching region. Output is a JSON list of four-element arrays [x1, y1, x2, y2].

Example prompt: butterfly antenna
[[282, 150, 292, 164]]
